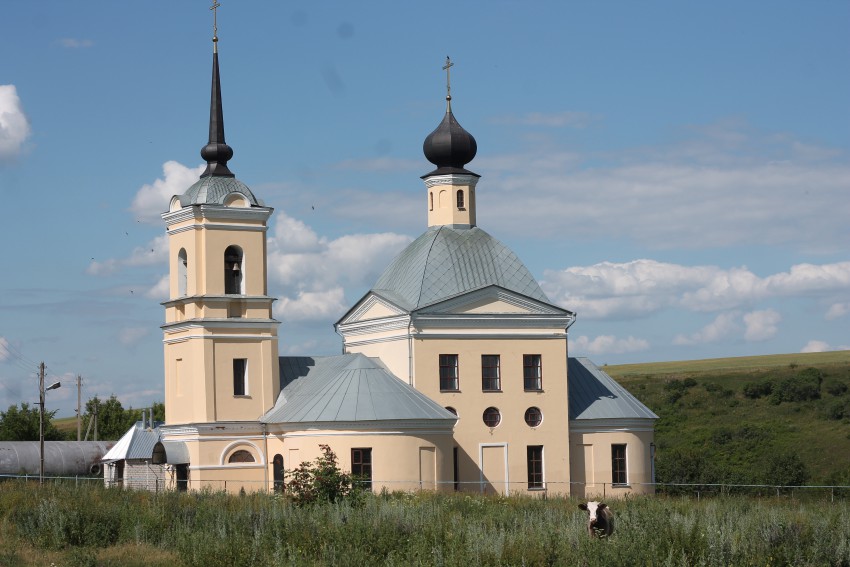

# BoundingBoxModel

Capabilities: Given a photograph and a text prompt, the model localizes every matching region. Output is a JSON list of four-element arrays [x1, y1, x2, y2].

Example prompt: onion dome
[[422, 106, 478, 178]]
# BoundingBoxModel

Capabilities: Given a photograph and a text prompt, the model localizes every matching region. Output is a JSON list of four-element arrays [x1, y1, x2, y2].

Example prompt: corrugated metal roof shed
[[264, 353, 457, 425], [101, 421, 161, 462], [370, 226, 551, 311], [568, 357, 658, 421]]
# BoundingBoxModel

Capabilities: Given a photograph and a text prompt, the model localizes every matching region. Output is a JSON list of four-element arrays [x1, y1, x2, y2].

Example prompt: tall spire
[[200, 1, 235, 178]]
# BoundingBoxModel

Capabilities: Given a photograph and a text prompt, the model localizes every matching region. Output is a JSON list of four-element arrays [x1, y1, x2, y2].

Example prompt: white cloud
[[801, 340, 831, 353], [130, 161, 204, 223], [743, 309, 781, 342], [87, 235, 168, 276], [571, 334, 650, 356], [673, 312, 741, 346], [543, 260, 850, 320], [0, 85, 32, 160], [145, 275, 169, 300], [275, 288, 348, 322], [479, 126, 850, 254], [826, 302, 850, 320], [118, 327, 149, 346], [57, 38, 93, 48]]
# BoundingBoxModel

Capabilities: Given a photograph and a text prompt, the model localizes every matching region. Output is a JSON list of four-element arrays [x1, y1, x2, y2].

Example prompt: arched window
[[445, 406, 458, 416], [228, 449, 255, 463], [457, 189, 464, 209], [273, 454, 284, 492], [152, 442, 166, 465], [178, 249, 188, 296], [483, 407, 501, 428], [429, 192, 434, 211], [224, 245, 243, 294]]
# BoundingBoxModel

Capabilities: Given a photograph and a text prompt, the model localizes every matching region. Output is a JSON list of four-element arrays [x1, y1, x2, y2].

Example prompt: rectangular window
[[233, 358, 247, 396], [352, 448, 372, 490], [523, 354, 542, 391], [527, 445, 544, 489], [439, 354, 459, 391], [612, 444, 627, 486], [482, 355, 501, 391]]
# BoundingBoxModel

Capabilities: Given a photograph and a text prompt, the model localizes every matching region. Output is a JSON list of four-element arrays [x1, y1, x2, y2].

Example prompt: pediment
[[338, 293, 406, 325], [416, 285, 569, 316]]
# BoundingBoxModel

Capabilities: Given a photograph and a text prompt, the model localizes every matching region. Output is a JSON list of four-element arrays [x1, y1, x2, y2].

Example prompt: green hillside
[[607, 350, 850, 486]]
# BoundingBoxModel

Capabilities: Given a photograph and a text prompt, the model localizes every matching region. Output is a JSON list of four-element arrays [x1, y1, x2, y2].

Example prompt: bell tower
[[160, 7, 280, 426]]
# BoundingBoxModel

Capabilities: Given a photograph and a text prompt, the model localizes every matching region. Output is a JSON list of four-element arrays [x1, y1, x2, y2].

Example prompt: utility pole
[[76, 375, 82, 442], [38, 362, 45, 485], [93, 403, 98, 441]]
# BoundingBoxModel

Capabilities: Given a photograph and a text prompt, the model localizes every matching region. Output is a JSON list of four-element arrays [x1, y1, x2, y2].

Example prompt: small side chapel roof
[[568, 357, 659, 421], [262, 353, 458, 425]]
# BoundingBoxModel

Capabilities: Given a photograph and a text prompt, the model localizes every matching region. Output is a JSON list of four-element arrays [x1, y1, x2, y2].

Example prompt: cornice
[[162, 204, 273, 226], [263, 419, 456, 434], [337, 314, 411, 336], [161, 318, 280, 334], [413, 313, 575, 330], [167, 223, 268, 235], [568, 418, 657, 434], [162, 295, 276, 308], [423, 174, 480, 189]]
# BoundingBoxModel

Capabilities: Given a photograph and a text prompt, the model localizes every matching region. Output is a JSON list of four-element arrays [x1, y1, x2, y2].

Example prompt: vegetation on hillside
[[610, 354, 850, 488], [1, 481, 848, 567]]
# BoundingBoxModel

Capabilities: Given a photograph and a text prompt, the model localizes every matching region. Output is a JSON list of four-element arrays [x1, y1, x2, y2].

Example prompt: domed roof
[[371, 226, 549, 311], [178, 176, 262, 207], [422, 109, 479, 177]]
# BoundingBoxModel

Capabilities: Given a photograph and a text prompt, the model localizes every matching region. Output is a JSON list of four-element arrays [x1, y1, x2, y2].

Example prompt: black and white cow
[[578, 501, 614, 538]]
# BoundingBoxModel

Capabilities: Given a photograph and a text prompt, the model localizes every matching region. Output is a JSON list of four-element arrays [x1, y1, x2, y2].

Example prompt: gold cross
[[443, 56, 454, 101], [211, 1, 221, 50]]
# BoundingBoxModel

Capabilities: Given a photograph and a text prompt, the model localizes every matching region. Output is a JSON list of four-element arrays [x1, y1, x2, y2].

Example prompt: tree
[[83, 395, 134, 440], [0, 403, 63, 441]]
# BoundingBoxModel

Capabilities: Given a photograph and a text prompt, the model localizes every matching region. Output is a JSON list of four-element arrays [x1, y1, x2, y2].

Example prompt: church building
[[148, 14, 657, 497]]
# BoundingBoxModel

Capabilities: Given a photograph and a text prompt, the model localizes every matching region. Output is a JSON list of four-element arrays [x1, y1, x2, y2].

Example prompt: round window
[[524, 406, 543, 427], [445, 406, 458, 416], [483, 407, 501, 427]]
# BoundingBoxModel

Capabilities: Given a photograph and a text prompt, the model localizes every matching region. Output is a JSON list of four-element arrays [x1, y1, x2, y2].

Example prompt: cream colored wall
[[413, 337, 571, 495], [268, 429, 455, 493], [427, 182, 476, 227], [343, 337, 410, 384], [569, 429, 655, 499]]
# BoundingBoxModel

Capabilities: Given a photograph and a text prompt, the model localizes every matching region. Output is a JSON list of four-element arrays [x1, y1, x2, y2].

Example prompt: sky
[[1, 1, 848, 418]]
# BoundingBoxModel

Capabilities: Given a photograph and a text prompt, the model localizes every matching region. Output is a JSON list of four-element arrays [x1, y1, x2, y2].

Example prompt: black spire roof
[[199, 43, 235, 178], [422, 58, 478, 178]]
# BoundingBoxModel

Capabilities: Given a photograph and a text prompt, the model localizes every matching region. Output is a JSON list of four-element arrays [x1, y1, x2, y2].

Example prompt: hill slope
[[606, 351, 850, 485]]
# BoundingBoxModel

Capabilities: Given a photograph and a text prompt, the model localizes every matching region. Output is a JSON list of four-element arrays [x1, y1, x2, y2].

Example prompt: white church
[[103, 15, 657, 498]]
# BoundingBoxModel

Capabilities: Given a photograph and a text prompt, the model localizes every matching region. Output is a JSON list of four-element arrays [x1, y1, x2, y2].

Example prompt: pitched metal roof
[[370, 226, 550, 311], [568, 357, 659, 421], [101, 421, 162, 462], [179, 176, 262, 207], [263, 354, 458, 425]]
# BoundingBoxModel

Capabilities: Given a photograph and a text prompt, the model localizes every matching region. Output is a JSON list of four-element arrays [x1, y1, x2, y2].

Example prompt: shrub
[[763, 453, 809, 486], [825, 381, 848, 397], [285, 444, 363, 507], [743, 380, 773, 399]]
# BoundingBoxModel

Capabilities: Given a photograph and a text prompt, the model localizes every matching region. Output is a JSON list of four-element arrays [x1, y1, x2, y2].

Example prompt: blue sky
[[1, 1, 848, 418]]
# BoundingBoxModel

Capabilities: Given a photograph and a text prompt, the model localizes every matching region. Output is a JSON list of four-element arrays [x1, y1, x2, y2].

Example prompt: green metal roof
[[568, 358, 659, 421], [179, 176, 262, 207], [370, 226, 550, 311]]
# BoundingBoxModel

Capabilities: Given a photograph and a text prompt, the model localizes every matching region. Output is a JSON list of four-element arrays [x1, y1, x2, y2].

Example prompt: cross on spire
[[211, 1, 221, 52], [443, 56, 454, 103]]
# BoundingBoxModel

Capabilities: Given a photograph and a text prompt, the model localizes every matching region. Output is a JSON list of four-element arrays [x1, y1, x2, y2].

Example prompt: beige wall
[[425, 174, 478, 228], [413, 336, 571, 495], [569, 428, 655, 499]]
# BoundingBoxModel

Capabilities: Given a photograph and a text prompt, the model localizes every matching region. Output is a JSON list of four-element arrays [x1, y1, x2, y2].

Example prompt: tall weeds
[[1, 481, 848, 566]]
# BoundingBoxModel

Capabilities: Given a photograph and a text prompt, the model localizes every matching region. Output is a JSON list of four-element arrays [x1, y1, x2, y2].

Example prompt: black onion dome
[[422, 108, 479, 178]]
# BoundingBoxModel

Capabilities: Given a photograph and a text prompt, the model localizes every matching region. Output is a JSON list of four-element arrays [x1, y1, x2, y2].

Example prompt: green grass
[[1, 481, 849, 566], [605, 351, 850, 486]]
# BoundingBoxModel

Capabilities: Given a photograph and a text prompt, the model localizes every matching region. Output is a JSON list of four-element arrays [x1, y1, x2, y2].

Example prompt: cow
[[578, 501, 614, 538]]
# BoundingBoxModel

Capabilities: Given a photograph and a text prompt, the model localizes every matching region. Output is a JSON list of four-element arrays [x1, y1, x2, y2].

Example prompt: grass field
[[1, 481, 848, 567]]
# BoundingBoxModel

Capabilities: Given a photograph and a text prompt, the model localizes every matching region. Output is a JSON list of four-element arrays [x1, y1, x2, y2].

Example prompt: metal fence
[[3, 473, 850, 501]]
